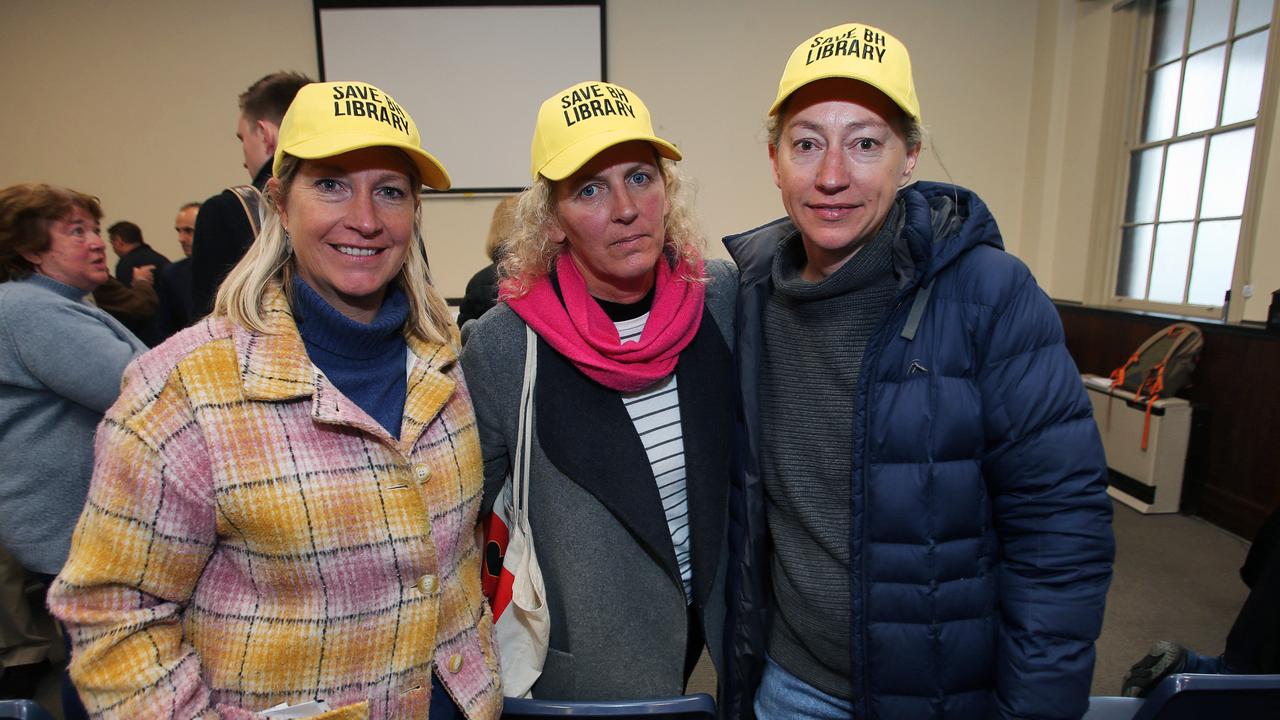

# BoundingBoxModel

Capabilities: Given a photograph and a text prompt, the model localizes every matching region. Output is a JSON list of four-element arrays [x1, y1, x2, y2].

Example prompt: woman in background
[[50, 82, 501, 720], [457, 196, 516, 328], [0, 183, 147, 719], [461, 81, 735, 700]]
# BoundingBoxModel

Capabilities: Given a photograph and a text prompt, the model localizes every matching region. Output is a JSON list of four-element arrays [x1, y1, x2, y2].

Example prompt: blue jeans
[[754, 655, 853, 720], [1186, 650, 1230, 674]]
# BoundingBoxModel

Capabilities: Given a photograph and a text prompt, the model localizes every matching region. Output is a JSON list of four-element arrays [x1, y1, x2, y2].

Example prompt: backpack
[[228, 184, 264, 237], [1108, 322, 1204, 450]]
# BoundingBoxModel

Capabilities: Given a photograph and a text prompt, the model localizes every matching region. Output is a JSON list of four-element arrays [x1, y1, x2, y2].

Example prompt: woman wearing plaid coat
[[49, 82, 502, 720]]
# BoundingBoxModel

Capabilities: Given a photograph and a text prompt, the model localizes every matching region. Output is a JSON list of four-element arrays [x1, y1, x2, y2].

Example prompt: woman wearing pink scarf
[[460, 81, 736, 702]]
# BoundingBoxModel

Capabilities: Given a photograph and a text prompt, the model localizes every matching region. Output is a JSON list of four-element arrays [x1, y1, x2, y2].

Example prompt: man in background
[[190, 71, 311, 315], [108, 221, 168, 288], [152, 202, 200, 343], [98, 221, 167, 344]]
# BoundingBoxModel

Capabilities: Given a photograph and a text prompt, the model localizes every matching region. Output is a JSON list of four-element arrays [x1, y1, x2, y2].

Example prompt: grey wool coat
[[460, 259, 737, 701]]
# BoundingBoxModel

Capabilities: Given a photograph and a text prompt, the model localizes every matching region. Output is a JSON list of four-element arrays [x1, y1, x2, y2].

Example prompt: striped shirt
[[615, 314, 693, 602]]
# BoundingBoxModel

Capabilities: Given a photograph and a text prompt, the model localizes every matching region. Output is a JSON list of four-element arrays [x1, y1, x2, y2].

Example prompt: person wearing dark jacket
[[107, 221, 169, 288], [152, 202, 199, 342], [722, 23, 1115, 720], [457, 196, 516, 328], [190, 71, 310, 315]]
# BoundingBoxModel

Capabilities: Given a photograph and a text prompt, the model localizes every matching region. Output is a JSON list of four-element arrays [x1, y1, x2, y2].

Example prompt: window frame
[[1088, 0, 1280, 321]]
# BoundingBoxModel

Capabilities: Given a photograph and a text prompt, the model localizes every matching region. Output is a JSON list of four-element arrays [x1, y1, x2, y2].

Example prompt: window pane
[[1188, 0, 1231, 51], [1187, 220, 1240, 305], [1117, 224, 1154, 298], [1177, 47, 1225, 134], [1144, 63, 1182, 141], [1152, 0, 1190, 64], [1236, 0, 1274, 33], [1222, 30, 1269, 124], [1149, 222, 1194, 303], [1159, 138, 1206, 221], [1126, 147, 1165, 223], [1201, 127, 1256, 218]]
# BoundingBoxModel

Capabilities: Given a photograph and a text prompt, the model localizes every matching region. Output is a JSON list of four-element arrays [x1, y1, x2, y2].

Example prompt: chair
[[0, 699, 56, 720], [1083, 673, 1280, 720], [501, 692, 715, 719], [1082, 695, 1143, 720], [1132, 672, 1280, 719]]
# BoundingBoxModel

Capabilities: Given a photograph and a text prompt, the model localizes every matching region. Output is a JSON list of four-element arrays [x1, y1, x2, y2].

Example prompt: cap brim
[[769, 73, 919, 120], [280, 134, 452, 190], [539, 130, 681, 181]]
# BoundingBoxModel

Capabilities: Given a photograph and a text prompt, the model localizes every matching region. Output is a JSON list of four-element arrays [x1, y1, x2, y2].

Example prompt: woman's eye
[[377, 185, 407, 200], [579, 184, 598, 199], [856, 138, 878, 151], [315, 178, 342, 192], [629, 171, 651, 186], [795, 139, 817, 152]]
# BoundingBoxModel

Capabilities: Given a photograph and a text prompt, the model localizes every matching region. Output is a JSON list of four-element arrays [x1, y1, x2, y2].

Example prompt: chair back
[[1133, 673, 1280, 719], [1082, 695, 1143, 720], [0, 699, 56, 720], [501, 693, 715, 718]]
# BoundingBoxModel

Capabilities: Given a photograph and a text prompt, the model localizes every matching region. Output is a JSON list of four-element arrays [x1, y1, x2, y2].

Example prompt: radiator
[[1082, 374, 1192, 514]]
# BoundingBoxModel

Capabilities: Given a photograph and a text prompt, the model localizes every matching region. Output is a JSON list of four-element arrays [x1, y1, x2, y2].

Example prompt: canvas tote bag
[[481, 325, 549, 698]]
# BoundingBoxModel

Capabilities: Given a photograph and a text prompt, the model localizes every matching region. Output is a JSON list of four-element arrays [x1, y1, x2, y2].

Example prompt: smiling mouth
[[334, 245, 382, 257]]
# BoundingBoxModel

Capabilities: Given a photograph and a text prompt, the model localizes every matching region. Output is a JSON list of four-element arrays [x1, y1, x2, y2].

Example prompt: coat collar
[[235, 287, 458, 453]]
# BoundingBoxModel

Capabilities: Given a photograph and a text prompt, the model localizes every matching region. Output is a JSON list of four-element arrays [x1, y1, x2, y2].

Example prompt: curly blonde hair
[[498, 157, 705, 298], [214, 153, 456, 346]]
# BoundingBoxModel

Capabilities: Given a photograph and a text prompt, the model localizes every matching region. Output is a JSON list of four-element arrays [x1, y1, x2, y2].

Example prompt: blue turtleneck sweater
[[291, 276, 409, 439]]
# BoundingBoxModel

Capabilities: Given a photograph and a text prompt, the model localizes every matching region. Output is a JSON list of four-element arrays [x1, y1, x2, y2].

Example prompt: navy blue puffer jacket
[[722, 182, 1114, 719]]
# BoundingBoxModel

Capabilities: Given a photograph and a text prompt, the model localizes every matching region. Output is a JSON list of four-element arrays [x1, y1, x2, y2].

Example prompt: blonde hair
[[213, 153, 456, 345], [499, 157, 705, 298], [485, 196, 518, 263]]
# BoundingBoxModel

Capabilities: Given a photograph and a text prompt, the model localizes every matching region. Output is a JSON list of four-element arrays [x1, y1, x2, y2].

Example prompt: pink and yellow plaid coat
[[50, 291, 502, 719]]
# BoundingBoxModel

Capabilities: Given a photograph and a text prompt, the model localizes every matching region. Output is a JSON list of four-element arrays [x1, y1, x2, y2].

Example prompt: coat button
[[415, 464, 431, 481], [416, 575, 437, 594], [447, 653, 464, 673]]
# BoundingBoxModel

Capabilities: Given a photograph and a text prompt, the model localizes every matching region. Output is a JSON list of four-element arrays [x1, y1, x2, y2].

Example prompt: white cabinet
[[1082, 374, 1192, 514]]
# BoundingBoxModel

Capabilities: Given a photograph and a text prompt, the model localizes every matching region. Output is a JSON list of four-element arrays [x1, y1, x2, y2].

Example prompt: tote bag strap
[[513, 325, 537, 523]]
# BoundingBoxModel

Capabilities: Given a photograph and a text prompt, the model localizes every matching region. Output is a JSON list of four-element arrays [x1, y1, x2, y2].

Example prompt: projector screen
[[315, 1, 607, 193]]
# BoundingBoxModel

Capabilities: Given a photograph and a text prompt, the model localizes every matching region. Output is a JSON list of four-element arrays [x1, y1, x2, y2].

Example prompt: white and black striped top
[[615, 313, 692, 603]]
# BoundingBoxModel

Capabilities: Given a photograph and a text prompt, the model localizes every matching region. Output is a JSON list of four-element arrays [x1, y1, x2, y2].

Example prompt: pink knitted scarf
[[503, 252, 705, 392]]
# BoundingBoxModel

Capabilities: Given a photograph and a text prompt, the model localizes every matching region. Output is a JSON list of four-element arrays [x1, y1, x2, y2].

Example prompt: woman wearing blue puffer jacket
[[721, 22, 1115, 720]]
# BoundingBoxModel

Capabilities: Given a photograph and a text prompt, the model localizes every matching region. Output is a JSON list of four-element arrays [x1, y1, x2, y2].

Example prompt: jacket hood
[[724, 181, 1004, 294]]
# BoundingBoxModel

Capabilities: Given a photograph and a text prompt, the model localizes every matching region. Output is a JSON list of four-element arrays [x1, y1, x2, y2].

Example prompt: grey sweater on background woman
[[0, 274, 145, 574]]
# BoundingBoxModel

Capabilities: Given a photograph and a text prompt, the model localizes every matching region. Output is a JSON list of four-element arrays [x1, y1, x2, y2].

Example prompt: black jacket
[[457, 263, 499, 328], [115, 244, 170, 288], [190, 162, 269, 315], [152, 258, 194, 344]]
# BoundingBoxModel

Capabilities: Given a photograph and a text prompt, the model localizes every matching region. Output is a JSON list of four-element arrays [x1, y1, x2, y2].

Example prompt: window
[[1113, 0, 1273, 314]]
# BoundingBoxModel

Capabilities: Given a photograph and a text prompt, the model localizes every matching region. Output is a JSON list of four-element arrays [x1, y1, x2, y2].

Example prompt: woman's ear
[[900, 143, 921, 188], [268, 177, 288, 230]]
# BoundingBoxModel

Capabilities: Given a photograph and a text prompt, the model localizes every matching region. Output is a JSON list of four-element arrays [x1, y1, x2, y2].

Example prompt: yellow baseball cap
[[273, 81, 451, 190], [770, 23, 921, 121], [531, 81, 681, 181]]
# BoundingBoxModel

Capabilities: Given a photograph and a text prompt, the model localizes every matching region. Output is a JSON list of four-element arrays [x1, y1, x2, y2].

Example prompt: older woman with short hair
[[50, 81, 501, 720], [461, 81, 736, 701], [0, 184, 146, 580]]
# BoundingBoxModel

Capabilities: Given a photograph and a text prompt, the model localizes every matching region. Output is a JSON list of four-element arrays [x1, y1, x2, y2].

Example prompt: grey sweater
[[760, 206, 900, 699], [0, 274, 146, 573]]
